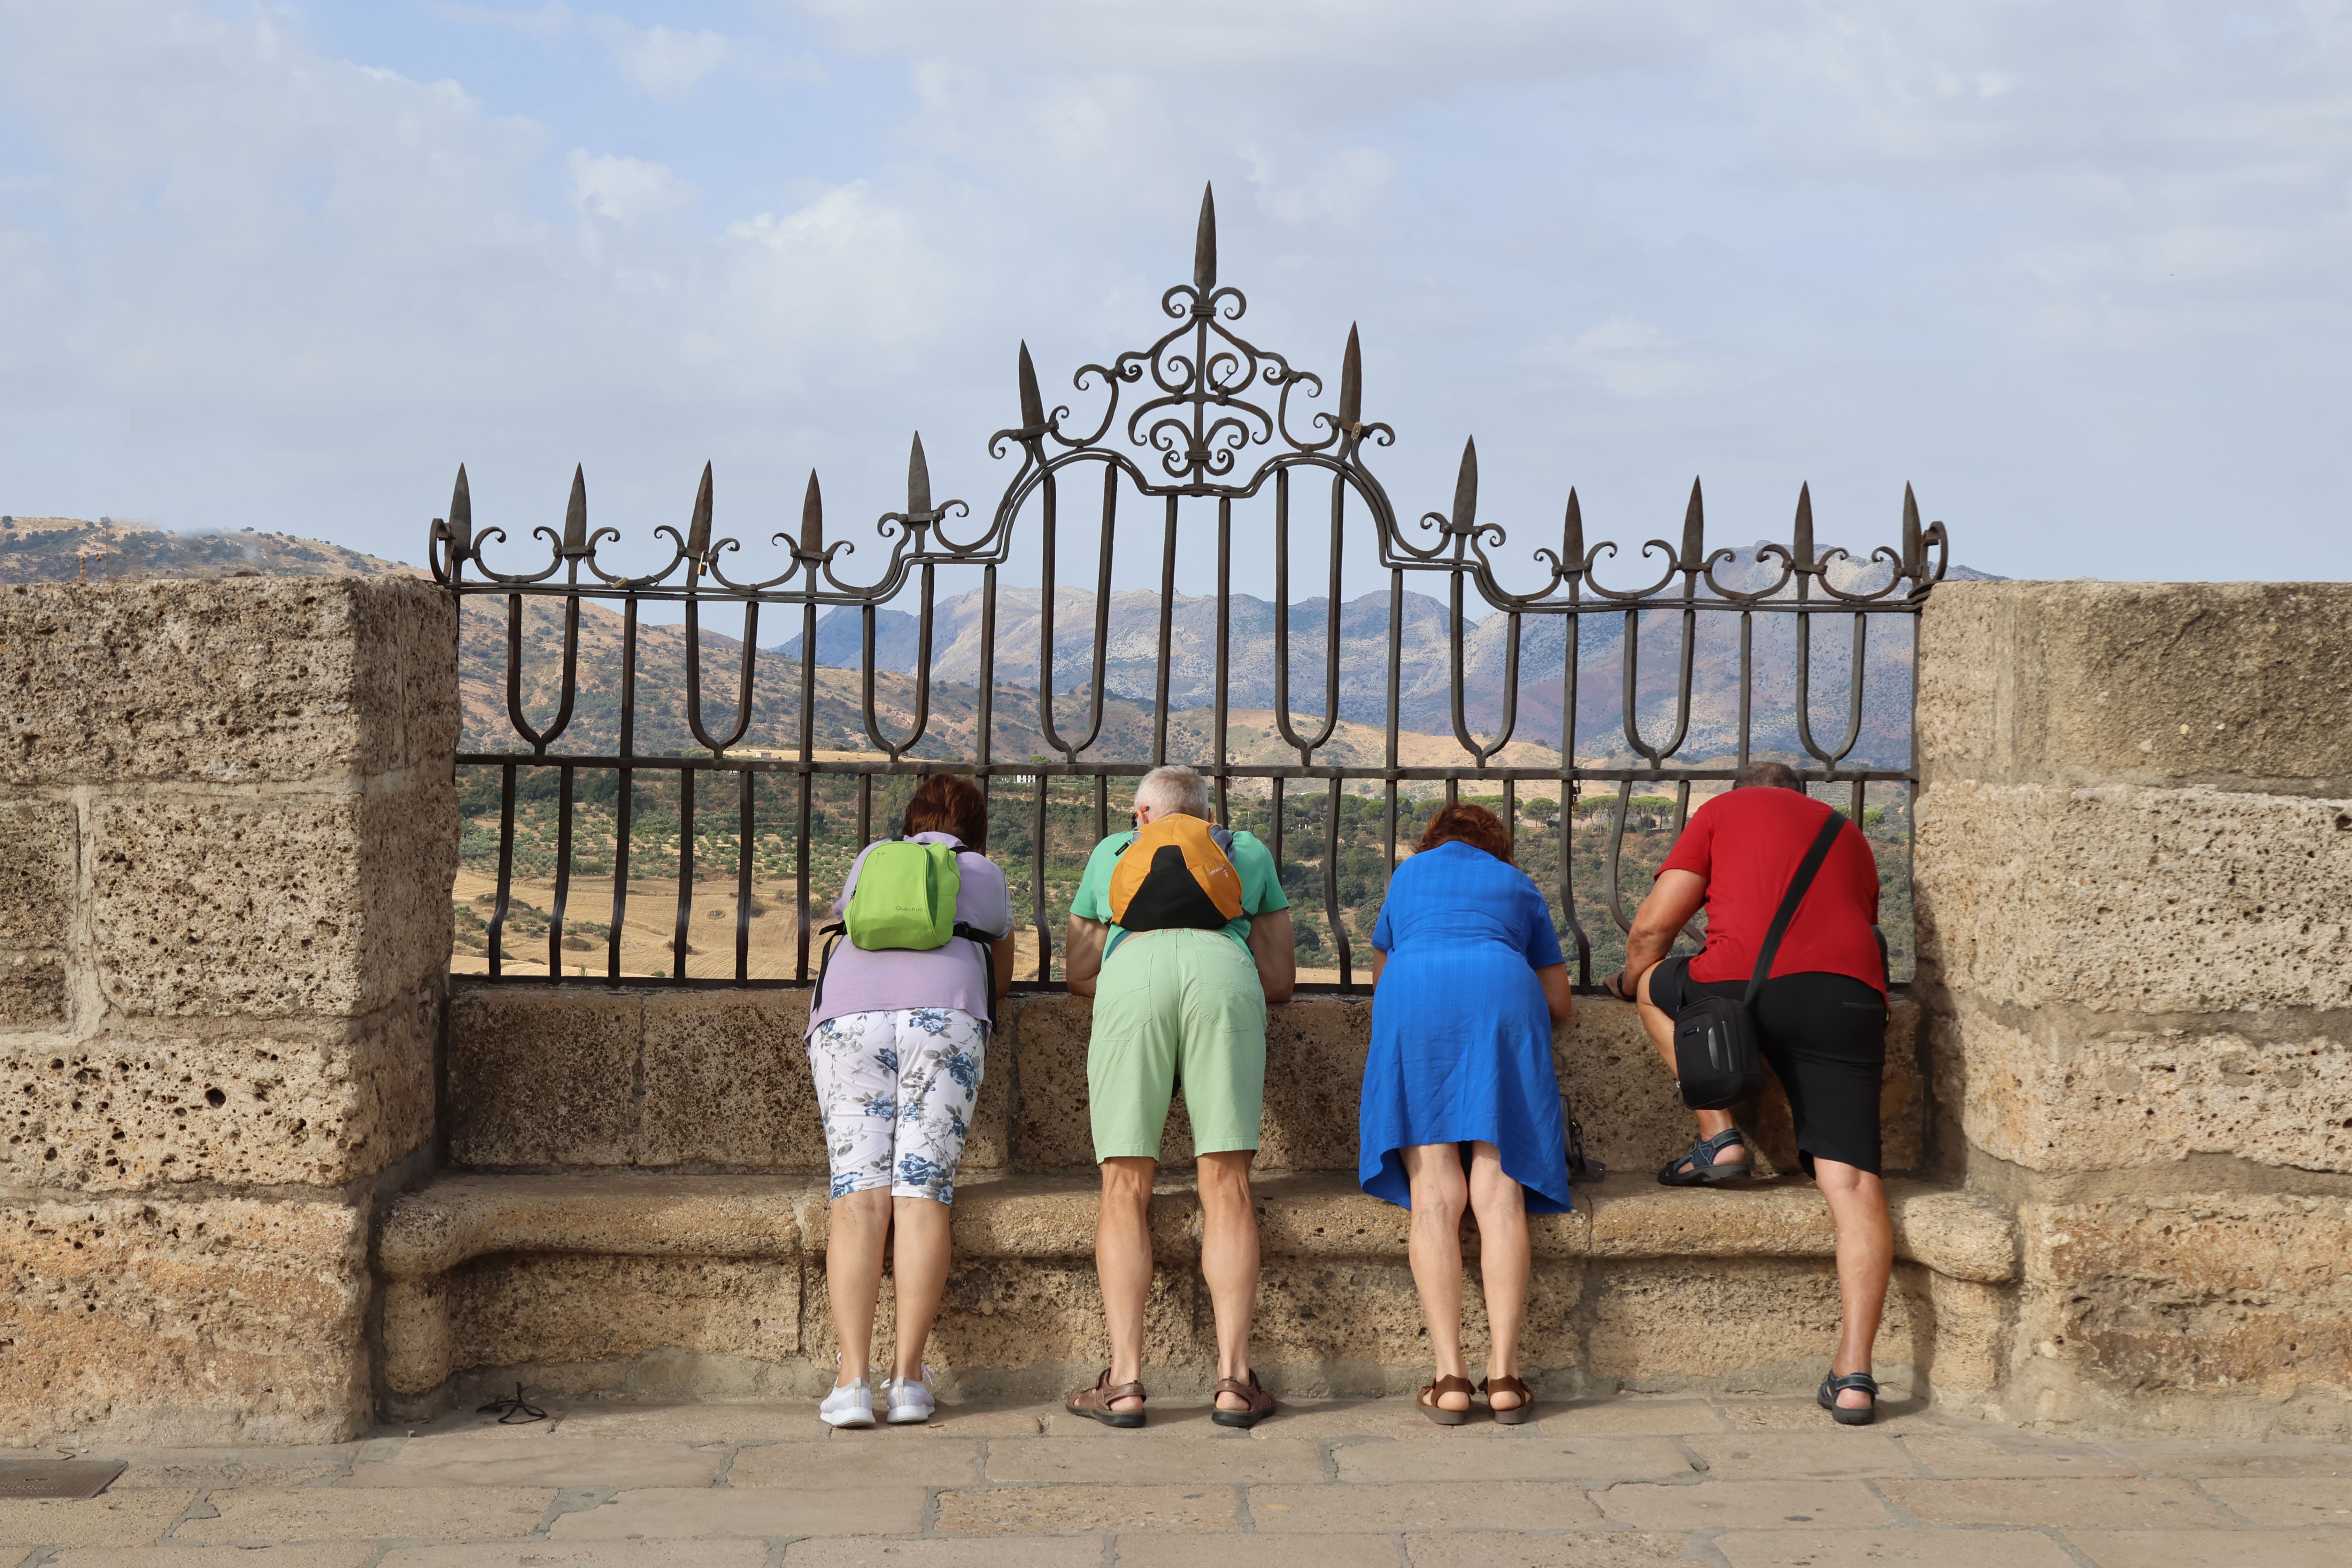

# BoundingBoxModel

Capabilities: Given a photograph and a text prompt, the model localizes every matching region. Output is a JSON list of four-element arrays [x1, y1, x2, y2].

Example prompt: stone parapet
[[0, 578, 456, 1447], [445, 986, 1924, 1183], [1916, 580, 2352, 1438]]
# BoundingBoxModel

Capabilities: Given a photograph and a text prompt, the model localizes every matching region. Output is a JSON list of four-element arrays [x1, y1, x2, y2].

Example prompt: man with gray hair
[[1061, 764, 1294, 1428]]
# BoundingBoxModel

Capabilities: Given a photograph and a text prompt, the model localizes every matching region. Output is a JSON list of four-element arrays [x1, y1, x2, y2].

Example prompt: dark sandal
[[1818, 1370, 1878, 1426], [1416, 1374, 1475, 1426], [1066, 1368, 1147, 1429], [1657, 1126, 1755, 1187], [1211, 1368, 1277, 1429], [1481, 1374, 1535, 1426]]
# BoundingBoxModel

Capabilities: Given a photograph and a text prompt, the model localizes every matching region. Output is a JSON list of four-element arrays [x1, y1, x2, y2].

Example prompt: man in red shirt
[[1601, 760, 1892, 1424]]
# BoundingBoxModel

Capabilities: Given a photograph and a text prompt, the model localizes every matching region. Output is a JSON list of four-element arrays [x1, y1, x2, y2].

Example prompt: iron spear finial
[[1902, 483, 1922, 574], [1563, 488, 1584, 569], [1793, 482, 1815, 566], [563, 465, 587, 555], [801, 470, 824, 557], [1452, 437, 1479, 535], [687, 463, 714, 558], [1339, 324, 1362, 428], [908, 432, 933, 519], [1194, 183, 1217, 294], [448, 464, 472, 557], [1018, 341, 1045, 431], [1680, 478, 1705, 569]]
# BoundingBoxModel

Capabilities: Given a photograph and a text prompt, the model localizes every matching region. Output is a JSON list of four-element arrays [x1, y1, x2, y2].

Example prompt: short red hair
[[902, 774, 988, 851], [1417, 803, 1512, 863]]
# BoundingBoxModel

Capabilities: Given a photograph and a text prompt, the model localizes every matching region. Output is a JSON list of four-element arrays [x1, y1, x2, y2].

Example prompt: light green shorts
[[1087, 928, 1268, 1161]]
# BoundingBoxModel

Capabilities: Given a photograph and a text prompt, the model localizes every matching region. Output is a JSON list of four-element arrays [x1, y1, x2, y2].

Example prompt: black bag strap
[[810, 922, 846, 1019], [951, 921, 1004, 1030], [1743, 810, 1848, 1006]]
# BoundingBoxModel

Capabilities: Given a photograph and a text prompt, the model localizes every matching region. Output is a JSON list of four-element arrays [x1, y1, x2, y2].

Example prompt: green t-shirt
[[1071, 825, 1289, 955]]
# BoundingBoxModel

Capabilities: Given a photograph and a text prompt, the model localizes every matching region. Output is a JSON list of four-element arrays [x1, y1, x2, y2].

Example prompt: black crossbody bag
[[1672, 810, 1848, 1110]]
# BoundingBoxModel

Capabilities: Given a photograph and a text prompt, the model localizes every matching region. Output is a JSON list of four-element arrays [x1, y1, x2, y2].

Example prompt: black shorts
[[1651, 956, 1888, 1176]]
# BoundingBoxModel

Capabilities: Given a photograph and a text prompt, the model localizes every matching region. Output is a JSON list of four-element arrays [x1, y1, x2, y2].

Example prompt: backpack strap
[[951, 921, 1004, 1030], [1743, 810, 1848, 1006], [810, 921, 846, 1020]]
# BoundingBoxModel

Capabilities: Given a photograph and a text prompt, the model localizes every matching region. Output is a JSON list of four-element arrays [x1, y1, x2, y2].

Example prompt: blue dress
[[1359, 840, 1573, 1214]]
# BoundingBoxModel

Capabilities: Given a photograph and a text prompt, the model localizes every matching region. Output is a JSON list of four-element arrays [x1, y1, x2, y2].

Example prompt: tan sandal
[[1417, 1374, 1475, 1426], [1482, 1374, 1534, 1425], [1211, 1368, 1277, 1429], [1065, 1368, 1147, 1429]]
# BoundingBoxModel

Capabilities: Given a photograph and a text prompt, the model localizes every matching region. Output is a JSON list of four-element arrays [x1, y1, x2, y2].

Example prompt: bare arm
[[1064, 916, 1107, 998], [1535, 962, 1573, 1022], [1607, 868, 1707, 997], [1249, 909, 1296, 1004]]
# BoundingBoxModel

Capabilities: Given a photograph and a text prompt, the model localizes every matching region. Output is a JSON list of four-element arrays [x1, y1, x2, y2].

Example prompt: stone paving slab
[[2, 1393, 2347, 1562]]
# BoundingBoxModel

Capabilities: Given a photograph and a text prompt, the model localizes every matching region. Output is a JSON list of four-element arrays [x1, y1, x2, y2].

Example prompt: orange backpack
[[1108, 815, 1246, 932]]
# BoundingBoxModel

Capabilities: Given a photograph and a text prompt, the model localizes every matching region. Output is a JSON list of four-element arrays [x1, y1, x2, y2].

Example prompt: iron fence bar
[[1326, 775, 1351, 989], [672, 766, 695, 981], [607, 598, 639, 981], [737, 768, 755, 982], [454, 754, 1919, 785], [1031, 773, 1049, 982], [1153, 496, 1176, 765], [795, 584, 816, 984], [1213, 496, 1232, 825], [488, 761, 517, 978], [549, 764, 575, 978]]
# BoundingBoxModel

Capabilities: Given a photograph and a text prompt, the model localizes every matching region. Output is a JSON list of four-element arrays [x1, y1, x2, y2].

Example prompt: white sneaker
[[885, 1366, 937, 1425], [819, 1379, 874, 1428]]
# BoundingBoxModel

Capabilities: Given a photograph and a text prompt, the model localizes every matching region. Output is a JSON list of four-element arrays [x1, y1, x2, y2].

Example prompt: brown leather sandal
[[1417, 1373, 1476, 1426], [1065, 1368, 1147, 1429], [1482, 1374, 1534, 1425], [1211, 1367, 1277, 1429]]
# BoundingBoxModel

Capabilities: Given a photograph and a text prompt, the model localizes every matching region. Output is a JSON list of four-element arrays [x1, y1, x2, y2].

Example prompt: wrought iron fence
[[430, 186, 1949, 993]]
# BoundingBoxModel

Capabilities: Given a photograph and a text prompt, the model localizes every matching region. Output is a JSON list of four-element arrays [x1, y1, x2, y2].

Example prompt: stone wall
[[0, 579, 457, 1446], [1915, 581, 2352, 1438]]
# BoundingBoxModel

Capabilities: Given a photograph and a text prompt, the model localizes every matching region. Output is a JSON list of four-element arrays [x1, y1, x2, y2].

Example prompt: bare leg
[[826, 1189, 891, 1387], [1400, 1143, 1472, 1412], [1636, 962, 1746, 1168], [1096, 1156, 1156, 1413], [1814, 1159, 1892, 1410], [889, 1195, 953, 1382], [1196, 1149, 1262, 1411], [1465, 1141, 1530, 1410]]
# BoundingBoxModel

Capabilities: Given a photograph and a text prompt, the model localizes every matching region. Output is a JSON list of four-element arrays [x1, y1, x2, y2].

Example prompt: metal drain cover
[[0, 1458, 125, 1499]]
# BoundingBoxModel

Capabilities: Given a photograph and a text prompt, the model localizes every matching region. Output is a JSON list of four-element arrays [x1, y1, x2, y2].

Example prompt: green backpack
[[812, 839, 1003, 1026], [843, 840, 961, 950]]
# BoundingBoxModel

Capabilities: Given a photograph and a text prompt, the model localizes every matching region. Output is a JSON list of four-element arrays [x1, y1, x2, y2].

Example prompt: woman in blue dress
[[1361, 803, 1575, 1424]]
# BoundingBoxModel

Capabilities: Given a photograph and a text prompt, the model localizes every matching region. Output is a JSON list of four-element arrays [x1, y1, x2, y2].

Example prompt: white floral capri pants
[[806, 1007, 987, 1204]]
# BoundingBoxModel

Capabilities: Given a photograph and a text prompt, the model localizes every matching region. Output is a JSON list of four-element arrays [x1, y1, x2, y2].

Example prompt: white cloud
[[568, 150, 693, 224], [426, 2, 576, 41], [587, 14, 733, 98]]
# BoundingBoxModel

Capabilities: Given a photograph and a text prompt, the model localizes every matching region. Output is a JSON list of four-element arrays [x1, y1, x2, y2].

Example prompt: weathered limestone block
[[1916, 780, 2352, 1014], [2, 990, 437, 1191], [0, 800, 76, 1030], [1008, 993, 1096, 1169], [88, 782, 456, 1020], [0, 1196, 370, 1445], [381, 1276, 456, 1398], [2016, 1195, 2352, 1412], [447, 1253, 800, 1375], [1935, 1005, 2352, 1174], [1918, 580, 2352, 791], [1584, 1256, 1929, 1389], [1586, 1180, 2016, 1284], [1253, 1259, 1584, 1387], [1258, 996, 1374, 1170], [1925, 1272, 2014, 1397], [446, 988, 640, 1167], [638, 992, 825, 1168], [0, 953, 68, 1030], [0, 577, 458, 787]]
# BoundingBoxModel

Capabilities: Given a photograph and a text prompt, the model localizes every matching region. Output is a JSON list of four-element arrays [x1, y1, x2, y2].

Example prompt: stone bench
[[377, 1163, 2016, 1420]]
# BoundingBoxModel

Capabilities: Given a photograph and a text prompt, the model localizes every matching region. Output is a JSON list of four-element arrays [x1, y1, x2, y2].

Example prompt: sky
[[2, 0, 2349, 605]]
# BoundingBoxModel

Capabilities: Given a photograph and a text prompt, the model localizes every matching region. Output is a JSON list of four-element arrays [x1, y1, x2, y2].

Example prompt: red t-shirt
[[1656, 788, 1884, 993]]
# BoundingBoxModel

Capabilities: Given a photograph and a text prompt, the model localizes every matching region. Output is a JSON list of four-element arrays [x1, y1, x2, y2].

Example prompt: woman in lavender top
[[805, 774, 1012, 1428]]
